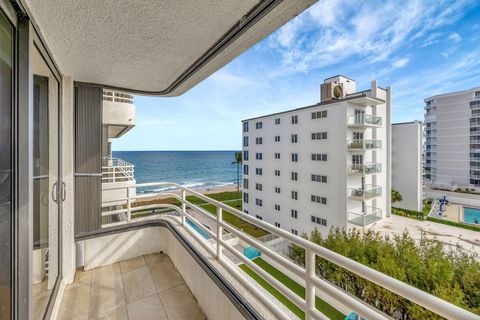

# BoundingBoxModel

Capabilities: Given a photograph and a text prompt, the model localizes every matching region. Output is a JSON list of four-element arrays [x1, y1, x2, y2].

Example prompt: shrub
[[290, 228, 480, 319]]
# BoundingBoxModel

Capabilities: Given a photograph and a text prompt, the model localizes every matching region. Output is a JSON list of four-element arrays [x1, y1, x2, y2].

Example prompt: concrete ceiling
[[22, 0, 315, 96]]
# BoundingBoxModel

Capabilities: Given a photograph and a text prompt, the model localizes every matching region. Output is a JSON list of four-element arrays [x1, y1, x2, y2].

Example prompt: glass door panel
[[0, 9, 13, 320], [32, 45, 60, 319]]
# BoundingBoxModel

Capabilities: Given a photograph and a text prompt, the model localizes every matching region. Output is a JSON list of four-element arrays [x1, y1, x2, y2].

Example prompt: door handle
[[61, 181, 66, 201], [51, 181, 58, 203]]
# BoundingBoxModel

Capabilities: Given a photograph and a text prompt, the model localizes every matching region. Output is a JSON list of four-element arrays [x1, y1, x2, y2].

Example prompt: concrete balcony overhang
[[346, 94, 385, 107], [21, 0, 316, 96], [103, 100, 136, 139]]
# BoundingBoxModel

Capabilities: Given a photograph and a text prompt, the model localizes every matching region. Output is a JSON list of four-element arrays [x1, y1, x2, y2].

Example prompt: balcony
[[90, 182, 475, 320], [102, 158, 136, 207], [57, 253, 204, 319], [347, 114, 382, 128], [347, 139, 382, 150], [348, 185, 382, 201], [347, 206, 382, 226], [347, 163, 382, 175]]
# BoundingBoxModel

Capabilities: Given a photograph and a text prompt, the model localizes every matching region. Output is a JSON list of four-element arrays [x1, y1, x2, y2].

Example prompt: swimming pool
[[186, 219, 211, 239], [463, 207, 480, 224]]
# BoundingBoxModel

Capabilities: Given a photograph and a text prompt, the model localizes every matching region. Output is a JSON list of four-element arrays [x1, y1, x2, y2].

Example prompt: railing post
[[181, 189, 186, 226], [216, 206, 223, 260], [113, 167, 116, 183], [126, 187, 131, 221], [305, 249, 316, 320]]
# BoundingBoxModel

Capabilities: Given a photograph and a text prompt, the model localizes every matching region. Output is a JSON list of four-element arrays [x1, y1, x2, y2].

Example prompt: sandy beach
[[132, 183, 239, 207]]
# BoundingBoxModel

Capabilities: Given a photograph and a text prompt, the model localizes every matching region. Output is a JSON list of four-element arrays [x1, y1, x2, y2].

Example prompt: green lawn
[[131, 191, 267, 238], [240, 258, 344, 320]]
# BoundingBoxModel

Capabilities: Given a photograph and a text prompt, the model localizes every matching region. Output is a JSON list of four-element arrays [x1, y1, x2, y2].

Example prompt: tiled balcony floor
[[58, 253, 206, 320]]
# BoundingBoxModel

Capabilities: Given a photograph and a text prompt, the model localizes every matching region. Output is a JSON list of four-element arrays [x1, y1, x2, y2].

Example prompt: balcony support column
[[126, 187, 131, 221], [216, 207, 223, 260], [305, 249, 316, 320], [181, 190, 186, 226]]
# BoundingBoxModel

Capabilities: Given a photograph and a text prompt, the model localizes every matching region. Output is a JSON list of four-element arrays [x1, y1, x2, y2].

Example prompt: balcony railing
[[99, 182, 475, 320], [102, 157, 135, 183], [348, 185, 382, 201], [347, 163, 382, 175], [347, 139, 382, 150], [347, 114, 382, 127], [347, 206, 382, 226]]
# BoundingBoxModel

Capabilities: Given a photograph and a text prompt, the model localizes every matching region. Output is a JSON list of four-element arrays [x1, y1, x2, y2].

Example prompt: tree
[[231, 152, 242, 205], [289, 228, 480, 319], [392, 189, 403, 203]]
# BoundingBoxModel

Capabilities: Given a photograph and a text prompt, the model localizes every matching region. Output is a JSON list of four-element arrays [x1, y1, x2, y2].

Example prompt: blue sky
[[114, 0, 480, 151]]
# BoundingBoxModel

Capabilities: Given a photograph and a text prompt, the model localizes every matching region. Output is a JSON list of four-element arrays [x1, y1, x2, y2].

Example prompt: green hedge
[[391, 207, 426, 220], [427, 217, 480, 232], [392, 207, 480, 233]]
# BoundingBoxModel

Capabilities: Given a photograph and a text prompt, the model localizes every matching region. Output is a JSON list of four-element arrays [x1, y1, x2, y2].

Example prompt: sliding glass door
[[31, 43, 61, 319], [0, 8, 13, 319]]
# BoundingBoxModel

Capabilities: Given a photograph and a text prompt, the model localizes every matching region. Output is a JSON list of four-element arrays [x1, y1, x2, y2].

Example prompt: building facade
[[424, 87, 480, 189], [242, 76, 391, 236], [392, 121, 423, 211]]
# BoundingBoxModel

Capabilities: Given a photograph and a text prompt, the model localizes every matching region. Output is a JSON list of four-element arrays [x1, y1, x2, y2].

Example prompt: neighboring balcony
[[347, 139, 382, 150], [348, 185, 382, 201], [347, 163, 382, 175], [347, 114, 382, 128], [348, 206, 382, 226], [102, 157, 136, 207]]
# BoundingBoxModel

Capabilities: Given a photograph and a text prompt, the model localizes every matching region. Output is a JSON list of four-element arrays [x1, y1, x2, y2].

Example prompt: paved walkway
[[367, 215, 480, 256]]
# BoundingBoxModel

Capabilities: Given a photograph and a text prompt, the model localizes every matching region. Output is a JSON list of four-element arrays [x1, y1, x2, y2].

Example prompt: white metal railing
[[102, 90, 134, 104], [347, 114, 382, 127], [347, 163, 382, 175], [102, 158, 135, 183], [100, 182, 479, 320]]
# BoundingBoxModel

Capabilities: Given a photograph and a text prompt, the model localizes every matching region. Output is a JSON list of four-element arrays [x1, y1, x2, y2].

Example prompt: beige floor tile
[[159, 284, 205, 320], [121, 267, 157, 304], [126, 294, 167, 320], [119, 256, 146, 274], [57, 284, 90, 320], [149, 261, 185, 292], [89, 275, 125, 318], [33, 294, 50, 320], [72, 269, 92, 287], [144, 253, 169, 267], [92, 263, 121, 284], [32, 280, 51, 300], [92, 305, 128, 320]]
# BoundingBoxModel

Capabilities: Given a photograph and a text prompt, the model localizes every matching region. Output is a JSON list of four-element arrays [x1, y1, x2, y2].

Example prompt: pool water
[[186, 219, 211, 239], [463, 207, 480, 224]]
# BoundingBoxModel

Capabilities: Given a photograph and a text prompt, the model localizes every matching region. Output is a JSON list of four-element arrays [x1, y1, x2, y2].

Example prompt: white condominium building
[[242, 76, 391, 236], [424, 87, 480, 189]]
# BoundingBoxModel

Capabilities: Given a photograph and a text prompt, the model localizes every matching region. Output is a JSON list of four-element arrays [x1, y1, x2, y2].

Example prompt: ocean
[[112, 151, 241, 193]]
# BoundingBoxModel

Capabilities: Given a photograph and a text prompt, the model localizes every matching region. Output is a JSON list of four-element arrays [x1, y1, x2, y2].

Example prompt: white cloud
[[448, 32, 462, 42], [391, 58, 410, 69], [266, 0, 474, 74]]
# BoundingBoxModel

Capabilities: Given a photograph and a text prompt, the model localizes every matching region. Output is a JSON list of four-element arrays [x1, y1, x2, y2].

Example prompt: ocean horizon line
[[112, 150, 241, 152]]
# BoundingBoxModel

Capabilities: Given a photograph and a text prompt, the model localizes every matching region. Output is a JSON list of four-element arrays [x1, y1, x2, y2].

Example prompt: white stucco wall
[[392, 121, 423, 211]]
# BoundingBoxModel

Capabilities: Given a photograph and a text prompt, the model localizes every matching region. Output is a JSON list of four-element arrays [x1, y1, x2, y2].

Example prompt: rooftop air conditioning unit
[[321, 82, 343, 102]]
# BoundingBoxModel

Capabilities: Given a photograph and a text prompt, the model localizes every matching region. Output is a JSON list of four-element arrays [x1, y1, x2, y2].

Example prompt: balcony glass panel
[[348, 185, 382, 201], [348, 163, 382, 175], [347, 206, 382, 226], [347, 139, 382, 150], [347, 114, 382, 127]]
